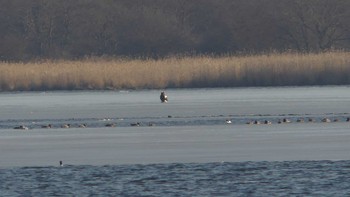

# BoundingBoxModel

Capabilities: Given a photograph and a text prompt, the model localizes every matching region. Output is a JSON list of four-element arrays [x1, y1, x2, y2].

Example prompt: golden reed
[[1, 51, 350, 91]]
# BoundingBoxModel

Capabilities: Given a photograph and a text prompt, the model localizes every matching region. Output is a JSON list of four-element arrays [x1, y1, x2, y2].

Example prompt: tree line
[[1, 0, 350, 61]]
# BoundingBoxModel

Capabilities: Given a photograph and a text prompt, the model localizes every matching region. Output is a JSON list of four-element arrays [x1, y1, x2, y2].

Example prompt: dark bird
[[264, 120, 272, 124], [160, 91, 168, 103], [105, 123, 116, 127], [42, 124, 52, 128], [14, 125, 29, 130], [130, 122, 141, 126]]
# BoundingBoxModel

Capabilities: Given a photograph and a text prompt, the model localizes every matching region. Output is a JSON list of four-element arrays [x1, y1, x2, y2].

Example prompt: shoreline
[[0, 84, 349, 93]]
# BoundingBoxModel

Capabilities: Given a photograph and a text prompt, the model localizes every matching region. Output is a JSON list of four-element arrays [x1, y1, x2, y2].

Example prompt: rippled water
[[1, 160, 350, 196]]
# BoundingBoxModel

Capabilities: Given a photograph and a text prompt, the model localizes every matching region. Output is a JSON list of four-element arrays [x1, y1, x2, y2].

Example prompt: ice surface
[[1, 86, 350, 167], [1, 123, 350, 167], [1, 86, 350, 120]]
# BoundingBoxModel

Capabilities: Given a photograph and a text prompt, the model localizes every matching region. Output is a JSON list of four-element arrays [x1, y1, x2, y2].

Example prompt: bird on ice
[[160, 91, 168, 103]]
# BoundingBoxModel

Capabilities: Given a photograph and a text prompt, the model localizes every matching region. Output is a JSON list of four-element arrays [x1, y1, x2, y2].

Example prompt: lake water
[[2, 161, 350, 196], [1, 86, 350, 196]]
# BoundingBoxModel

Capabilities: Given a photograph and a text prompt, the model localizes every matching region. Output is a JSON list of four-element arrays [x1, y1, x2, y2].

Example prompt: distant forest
[[1, 0, 350, 61]]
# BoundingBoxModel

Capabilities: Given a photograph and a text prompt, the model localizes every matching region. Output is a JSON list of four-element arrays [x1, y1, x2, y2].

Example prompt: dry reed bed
[[1, 52, 350, 91]]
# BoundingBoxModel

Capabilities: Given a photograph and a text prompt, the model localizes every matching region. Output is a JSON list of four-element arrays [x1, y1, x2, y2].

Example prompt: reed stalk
[[1, 51, 349, 91]]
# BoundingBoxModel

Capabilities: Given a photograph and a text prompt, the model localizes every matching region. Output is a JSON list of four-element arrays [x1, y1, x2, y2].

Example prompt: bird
[[130, 122, 140, 126], [78, 124, 87, 128], [59, 160, 63, 167], [308, 118, 315, 122], [254, 120, 261, 125], [296, 118, 304, 123], [61, 124, 70, 128], [105, 123, 116, 127], [160, 91, 168, 103], [321, 118, 331, 123], [225, 120, 232, 124], [264, 120, 272, 124], [283, 118, 291, 123], [41, 124, 52, 128], [14, 125, 29, 130], [279, 118, 291, 123]]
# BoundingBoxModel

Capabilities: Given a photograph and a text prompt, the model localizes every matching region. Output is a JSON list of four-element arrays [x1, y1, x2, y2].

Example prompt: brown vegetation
[[1, 52, 350, 91]]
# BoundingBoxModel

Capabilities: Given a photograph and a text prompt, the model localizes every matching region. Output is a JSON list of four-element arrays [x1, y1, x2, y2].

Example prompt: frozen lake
[[1, 86, 350, 167], [1, 86, 350, 120]]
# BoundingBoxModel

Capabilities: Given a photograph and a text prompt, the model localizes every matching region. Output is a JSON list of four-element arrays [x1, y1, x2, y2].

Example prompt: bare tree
[[1, 0, 350, 61], [278, 0, 350, 52]]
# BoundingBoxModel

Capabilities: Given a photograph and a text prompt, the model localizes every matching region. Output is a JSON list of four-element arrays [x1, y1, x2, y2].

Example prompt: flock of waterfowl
[[12, 117, 350, 130], [12, 120, 152, 130], [226, 117, 350, 125]]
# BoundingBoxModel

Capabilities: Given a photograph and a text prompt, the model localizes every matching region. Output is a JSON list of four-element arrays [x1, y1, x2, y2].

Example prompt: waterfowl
[[346, 117, 350, 122], [321, 118, 331, 123], [254, 120, 261, 125], [130, 122, 140, 126], [308, 118, 315, 122], [14, 125, 29, 130], [41, 124, 52, 128], [160, 91, 168, 103], [105, 123, 116, 127], [61, 124, 70, 128], [225, 120, 232, 124], [78, 124, 87, 128], [60, 160, 63, 167], [264, 120, 272, 124], [296, 118, 304, 123], [282, 118, 291, 123]]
